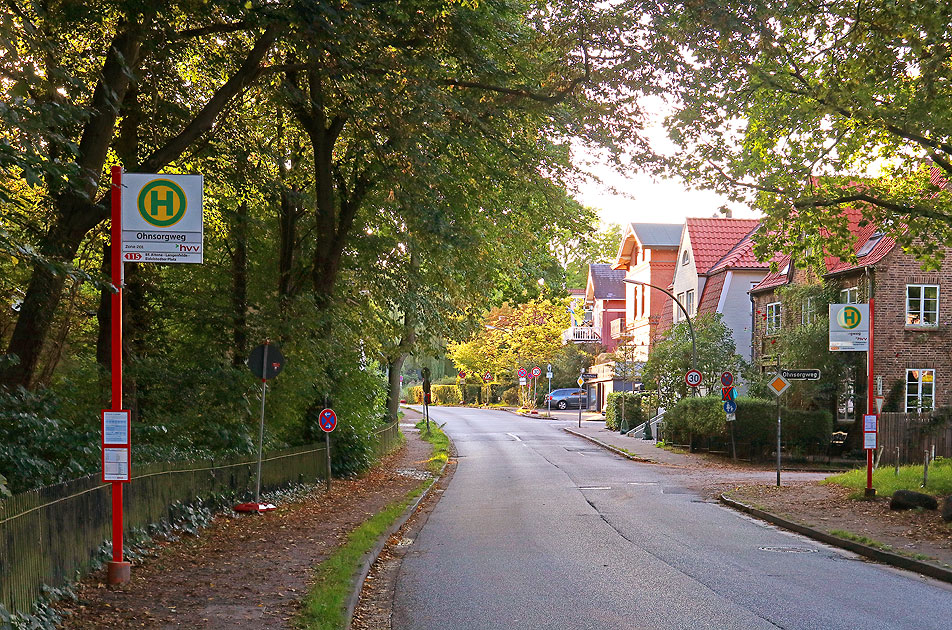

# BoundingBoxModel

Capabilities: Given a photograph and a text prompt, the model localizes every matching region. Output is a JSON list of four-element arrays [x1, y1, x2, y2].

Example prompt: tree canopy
[[633, 0, 952, 268]]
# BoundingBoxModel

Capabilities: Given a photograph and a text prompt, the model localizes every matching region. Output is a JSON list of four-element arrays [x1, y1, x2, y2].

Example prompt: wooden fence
[[877, 412, 952, 466], [0, 419, 401, 618]]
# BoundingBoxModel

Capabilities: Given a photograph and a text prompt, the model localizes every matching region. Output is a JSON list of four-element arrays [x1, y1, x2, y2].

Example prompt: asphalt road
[[393, 406, 952, 630]]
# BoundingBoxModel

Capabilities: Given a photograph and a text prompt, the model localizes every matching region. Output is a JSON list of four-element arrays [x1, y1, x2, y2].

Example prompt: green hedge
[[431, 384, 462, 405], [460, 384, 482, 404], [407, 386, 424, 404], [481, 384, 506, 404], [605, 392, 645, 431], [664, 396, 833, 454], [501, 386, 521, 405]]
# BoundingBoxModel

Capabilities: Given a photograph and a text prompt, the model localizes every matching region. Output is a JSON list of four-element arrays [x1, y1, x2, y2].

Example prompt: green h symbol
[[150, 188, 174, 217]]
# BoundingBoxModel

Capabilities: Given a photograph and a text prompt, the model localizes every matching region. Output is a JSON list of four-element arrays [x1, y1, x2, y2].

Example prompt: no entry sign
[[319, 408, 337, 433]]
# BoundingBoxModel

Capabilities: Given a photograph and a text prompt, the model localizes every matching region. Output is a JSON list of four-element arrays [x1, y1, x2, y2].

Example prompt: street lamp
[[623, 278, 697, 373]]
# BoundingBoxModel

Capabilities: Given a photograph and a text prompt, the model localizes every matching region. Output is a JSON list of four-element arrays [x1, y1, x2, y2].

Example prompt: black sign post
[[248, 342, 286, 505]]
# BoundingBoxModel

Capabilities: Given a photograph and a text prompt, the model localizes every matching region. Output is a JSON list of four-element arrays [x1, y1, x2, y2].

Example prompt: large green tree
[[628, 0, 952, 267]]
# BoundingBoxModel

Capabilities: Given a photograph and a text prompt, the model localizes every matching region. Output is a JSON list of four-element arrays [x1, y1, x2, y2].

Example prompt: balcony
[[562, 326, 601, 344]]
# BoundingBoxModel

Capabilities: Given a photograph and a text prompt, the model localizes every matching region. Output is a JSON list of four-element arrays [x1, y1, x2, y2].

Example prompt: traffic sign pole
[[107, 165, 129, 586], [866, 297, 876, 498], [255, 344, 269, 504]]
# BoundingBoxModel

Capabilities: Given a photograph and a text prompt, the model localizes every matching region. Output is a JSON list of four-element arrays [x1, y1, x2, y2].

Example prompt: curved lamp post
[[623, 278, 697, 373]]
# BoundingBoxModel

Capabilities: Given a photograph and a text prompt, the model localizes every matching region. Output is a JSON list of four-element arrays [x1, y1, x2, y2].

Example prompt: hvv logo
[[177, 244, 201, 252]]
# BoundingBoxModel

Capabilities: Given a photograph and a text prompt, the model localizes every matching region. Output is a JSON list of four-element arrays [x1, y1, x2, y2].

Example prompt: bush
[[0, 387, 99, 493], [481, 383, 506, 404], [605, 392, 645, 431], [733, 397, 776, 446], [501, 386, 521, 406], [406, 385, 424, 404], [665, 395, 834, 456], [460, 384, 482, 405], [431, 384, 462, 405], [783, 408, 834, 451]]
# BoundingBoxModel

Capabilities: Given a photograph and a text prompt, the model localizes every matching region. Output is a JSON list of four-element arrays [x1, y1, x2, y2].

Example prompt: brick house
[[610, 222, 683, 361], [750, 206, 952, 425], [583, 264, 626, 353]]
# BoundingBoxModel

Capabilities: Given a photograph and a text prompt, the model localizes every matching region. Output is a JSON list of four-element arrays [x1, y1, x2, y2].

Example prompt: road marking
[[627, 482, 659, 485], [578, 486, 611, 490], [506, 433, 521, 441]]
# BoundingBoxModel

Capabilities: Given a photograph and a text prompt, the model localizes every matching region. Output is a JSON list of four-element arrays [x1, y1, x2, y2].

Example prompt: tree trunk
[[2, 217, 92, 388], [386, 355, 407, 424], [231, 201, 249, 367]]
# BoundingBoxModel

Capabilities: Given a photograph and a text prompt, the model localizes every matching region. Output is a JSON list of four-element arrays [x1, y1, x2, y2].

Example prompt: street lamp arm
[[623, 278, 697, 373]]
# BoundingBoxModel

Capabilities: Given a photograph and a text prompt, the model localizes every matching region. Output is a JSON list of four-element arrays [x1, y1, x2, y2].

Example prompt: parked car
[[546, 388, 588, 410]]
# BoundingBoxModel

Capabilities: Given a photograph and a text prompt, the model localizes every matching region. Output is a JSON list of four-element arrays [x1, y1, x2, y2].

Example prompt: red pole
[[866, 297, 875, 496], [108, 165, 130, 583]]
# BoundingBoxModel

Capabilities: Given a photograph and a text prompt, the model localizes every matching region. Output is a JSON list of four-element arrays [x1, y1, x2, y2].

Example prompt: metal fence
[[878, 412, 952, 466], [0, 419, 401, 617]]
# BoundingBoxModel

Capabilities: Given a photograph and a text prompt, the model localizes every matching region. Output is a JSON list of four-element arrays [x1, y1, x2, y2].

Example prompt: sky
[[573, 169, 761, 228], [570, 95, 762, 228]]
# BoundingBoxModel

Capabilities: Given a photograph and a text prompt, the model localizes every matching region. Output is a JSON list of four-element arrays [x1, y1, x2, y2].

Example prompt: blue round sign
[[319, 408, 337, 433], [724, 401, 737, 414]]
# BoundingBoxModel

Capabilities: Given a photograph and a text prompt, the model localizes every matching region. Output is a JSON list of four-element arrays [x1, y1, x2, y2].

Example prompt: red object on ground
[[233, 502, 277, 513]]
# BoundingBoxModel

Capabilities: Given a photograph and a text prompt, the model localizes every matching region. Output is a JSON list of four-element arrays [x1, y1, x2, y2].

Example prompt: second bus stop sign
[[248, 343, 286, 380]]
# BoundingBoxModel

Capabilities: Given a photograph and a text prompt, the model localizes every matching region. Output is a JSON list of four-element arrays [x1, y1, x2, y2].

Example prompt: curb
[[343, 433, 453, 629], [563, 428, 661, 465], [718, 494, 952, 585]]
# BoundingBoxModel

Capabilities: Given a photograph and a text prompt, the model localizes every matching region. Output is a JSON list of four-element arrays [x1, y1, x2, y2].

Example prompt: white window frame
[[675, 292, 685, 323], [765, 302, 781, 335], [905, 369, 935, 413], [906, 284, 939, 327], [685, 289, 695, 317], [682, 250, 690, 266], [840, 287, 858, 304], [801, 297, 818, 325]]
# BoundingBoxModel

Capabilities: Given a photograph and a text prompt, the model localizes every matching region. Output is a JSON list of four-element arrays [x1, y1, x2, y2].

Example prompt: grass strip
[[416, 419, 450, 473], [297, 482, 430, 630], [297, 421, 449, 629], [829, 529, 892, 551], [823, 458, 952, 497]]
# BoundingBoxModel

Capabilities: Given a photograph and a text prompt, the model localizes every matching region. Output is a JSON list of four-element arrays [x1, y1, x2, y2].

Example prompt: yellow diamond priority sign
[[577, 376, 585, 387], [768, 373, 791, 396]]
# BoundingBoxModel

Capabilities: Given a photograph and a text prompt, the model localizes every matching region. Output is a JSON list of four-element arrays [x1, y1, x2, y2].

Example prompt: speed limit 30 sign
[[685, 369, 703, 387]]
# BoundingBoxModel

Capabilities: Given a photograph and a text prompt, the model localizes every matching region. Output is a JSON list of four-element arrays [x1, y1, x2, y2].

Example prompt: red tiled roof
[[707, 231, 774, 273], [697, 272, 726, 316], [751, 255, 793, 293], [686, 218, 761, 274], [750, 205, 897, 293]]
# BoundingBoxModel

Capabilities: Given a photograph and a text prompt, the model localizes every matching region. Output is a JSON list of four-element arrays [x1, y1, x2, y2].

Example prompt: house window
[[840, 287, 858, 304], [682, 250, 690, 266], [801, 297, 818, 325], [765, 302, 781, 335], [837, 368, 855, 423], [675, 292, 685, 323], [905, 369, 935, 413], [906, 284, 939, 327], [685, 289, 695, 316], [856, 232, 884, 258]]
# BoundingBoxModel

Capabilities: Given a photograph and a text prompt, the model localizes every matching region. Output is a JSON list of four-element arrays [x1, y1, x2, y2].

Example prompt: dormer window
[[682, 250, 690, 266], [856, 232, 884, 258]]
